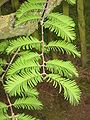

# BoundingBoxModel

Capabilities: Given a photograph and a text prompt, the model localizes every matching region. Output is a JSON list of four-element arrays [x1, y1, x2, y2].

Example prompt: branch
[[1, 48, 19, 119], [0, 0, 63, 40], [1, 48, 19, 80], [6, 94, 15, 120], [41, 0, 50, 76]]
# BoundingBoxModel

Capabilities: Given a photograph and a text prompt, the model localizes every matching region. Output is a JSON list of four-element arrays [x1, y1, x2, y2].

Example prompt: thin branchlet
[[40, 0, 50, 76], [1, 48, 19, 120], [1, 48, 20, 80], [41, 0, 49, 21]]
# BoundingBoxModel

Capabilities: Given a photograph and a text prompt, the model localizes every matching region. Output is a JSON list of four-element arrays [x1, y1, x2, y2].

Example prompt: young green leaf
[[0, 102, 8, 113], [17, 113, 39, 120], [5, 71, 42, 96], [46, 40, 81, 57], [7, 60, 40, 77], [46, 74, 81, 105], [13, 97, 43, 110], [46, 59, 78, 77], [6, 36, 41, 54], [44, 13, 76, 41]]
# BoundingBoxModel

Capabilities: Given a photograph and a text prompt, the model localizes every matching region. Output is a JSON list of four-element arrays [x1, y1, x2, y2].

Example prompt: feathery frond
[[15, 0, 45, 26], [0, 0, 81, 120], [44, 13, 76, 41], [16, 2, 44, 19], [46, 40, 81, 57], [0, 66, 3, 74], [46, 74, 81, 105], [7, 52, 41, 76], [17, 113, 39, 120], [46, 59, 78, 77], [5, 71, 42, 96], [27, 0, 45, 4], [0, 102, 8, 113], [46, 13, 75, 27], [16, 0, 45, 18], [15, 15, 40, 26], [13, 97, 43, 110], [0, 59, 7, 66], [0, 41, 9, 54], [15, 52, 41, 64], [6, 36, 41, 54], [18, 51, 31, 56], [0, 113, 10, 120], [21, 88, 39, 98], [7, 59, 40, 76]]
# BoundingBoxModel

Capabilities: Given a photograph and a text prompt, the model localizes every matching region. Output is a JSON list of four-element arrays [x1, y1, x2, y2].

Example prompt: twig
[[6, 94, 15, 120], [1, 48, 19, 80], [40, 0, 49, 76], [1, 48, 19, 120], [41, 0, 49, 21]]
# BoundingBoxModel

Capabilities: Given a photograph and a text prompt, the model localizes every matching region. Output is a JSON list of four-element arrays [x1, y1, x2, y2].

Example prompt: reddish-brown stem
[[1, 48, 19, 80], [1, 48, 19, 120], [40, 0, 49, 76], [6, 94, 15, 120], [41, 22, 46, 75]]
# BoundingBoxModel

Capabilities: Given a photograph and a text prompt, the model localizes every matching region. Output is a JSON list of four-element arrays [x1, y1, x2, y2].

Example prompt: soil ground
[[37, 67, 90, 120]]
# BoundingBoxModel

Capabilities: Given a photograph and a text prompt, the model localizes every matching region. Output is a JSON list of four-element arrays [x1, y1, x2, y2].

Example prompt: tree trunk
[[63, 1, 69, 16], [63, 1, 70, 60], [77, 0, 87, 67]]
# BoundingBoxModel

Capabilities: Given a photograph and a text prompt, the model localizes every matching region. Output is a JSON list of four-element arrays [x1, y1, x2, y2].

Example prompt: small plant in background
[[0, 0, 81, 119]]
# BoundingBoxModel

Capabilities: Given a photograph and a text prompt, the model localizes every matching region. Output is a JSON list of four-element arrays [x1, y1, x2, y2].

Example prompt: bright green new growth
[[15, 0, 46, 26], [17, 113, 39, 120], [13, 97, 43, 110], [46, 40, 81, 57], [44, 12, 76, 41], [46, 74, 80, 105], [6, 36, 41, 53], [0, 0, 81, 119], [5, 71, 42, 96], [46, 59, 79, 77]]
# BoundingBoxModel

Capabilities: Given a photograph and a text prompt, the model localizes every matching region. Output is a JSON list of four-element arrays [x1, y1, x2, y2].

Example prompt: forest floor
[[37, 66, 90, 120]]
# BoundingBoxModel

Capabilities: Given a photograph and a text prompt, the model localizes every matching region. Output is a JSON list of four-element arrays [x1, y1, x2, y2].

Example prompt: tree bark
[[0, 0, 63, 40], [63, 0, 69, 16], [77, 0, 87, 67], [63, 1, 70, 60]]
